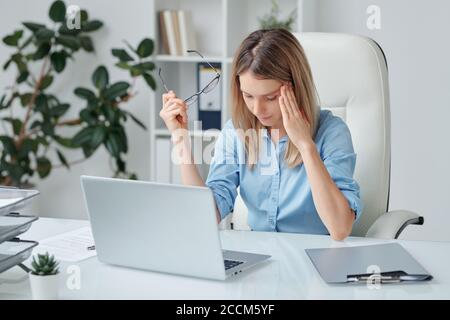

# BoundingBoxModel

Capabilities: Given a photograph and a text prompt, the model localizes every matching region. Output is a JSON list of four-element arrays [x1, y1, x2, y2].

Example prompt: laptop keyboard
[[224, 259, 244, 270]]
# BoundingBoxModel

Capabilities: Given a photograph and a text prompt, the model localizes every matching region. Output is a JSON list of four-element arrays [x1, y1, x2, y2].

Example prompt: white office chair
[[221, 33, 424, 239]]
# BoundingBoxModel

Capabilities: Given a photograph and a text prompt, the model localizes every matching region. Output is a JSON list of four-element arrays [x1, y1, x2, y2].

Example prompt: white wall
[[0, 0, 153, 219], [304, 0, 450, 241]]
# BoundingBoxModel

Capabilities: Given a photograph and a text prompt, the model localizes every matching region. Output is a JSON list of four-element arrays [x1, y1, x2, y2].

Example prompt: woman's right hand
[[159, 91, 189, 133]]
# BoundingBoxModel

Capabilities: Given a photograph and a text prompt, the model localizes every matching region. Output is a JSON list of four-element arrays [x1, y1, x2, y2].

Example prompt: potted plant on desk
[[29, 252, 60, 300]]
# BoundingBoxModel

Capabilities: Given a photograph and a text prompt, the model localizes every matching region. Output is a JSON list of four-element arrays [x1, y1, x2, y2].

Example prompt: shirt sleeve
[[319, 116, 363, 222], [205, 122, 240, 220]]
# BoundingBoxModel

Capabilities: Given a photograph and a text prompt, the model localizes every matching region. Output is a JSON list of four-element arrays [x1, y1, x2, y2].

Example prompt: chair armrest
[[366, 210, 424, 239]]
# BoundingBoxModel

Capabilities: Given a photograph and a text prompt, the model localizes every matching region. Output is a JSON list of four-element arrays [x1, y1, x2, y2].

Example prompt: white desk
[[1, 217, 449, 299]]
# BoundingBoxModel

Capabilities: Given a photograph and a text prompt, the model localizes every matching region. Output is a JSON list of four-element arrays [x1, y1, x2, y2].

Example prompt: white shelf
[[155, 54, 224, 63], [154, 128, 220, 138]]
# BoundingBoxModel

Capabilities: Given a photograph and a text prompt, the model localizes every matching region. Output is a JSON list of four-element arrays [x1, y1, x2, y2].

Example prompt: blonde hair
[[230, 29, 320, 169]]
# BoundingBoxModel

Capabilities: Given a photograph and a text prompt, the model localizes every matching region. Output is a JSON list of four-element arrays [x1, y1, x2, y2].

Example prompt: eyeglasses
[[158, 50, 221, 106]]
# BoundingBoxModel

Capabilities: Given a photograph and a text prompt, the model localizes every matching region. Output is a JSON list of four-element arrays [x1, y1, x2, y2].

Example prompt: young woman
[[159, 29, 362, 240]]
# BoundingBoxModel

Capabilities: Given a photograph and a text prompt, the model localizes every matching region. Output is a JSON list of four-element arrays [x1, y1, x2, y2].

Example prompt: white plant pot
[[29, 273, 60, 300]]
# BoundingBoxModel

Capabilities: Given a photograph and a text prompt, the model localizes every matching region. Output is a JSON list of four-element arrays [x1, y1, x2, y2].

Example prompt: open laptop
[[80, 175, 270, 280]]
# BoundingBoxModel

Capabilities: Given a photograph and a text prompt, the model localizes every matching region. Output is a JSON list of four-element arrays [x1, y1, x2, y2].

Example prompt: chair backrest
[[226, 33, 391, 237], [297, 32, 391, 236]]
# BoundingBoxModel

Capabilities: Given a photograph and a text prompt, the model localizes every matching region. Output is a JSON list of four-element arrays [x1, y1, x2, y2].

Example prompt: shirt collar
[[262, 127, 289, 143]]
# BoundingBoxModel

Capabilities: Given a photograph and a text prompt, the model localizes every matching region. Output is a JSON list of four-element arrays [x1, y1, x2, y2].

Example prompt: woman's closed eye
[[243, 93, 277, 101]]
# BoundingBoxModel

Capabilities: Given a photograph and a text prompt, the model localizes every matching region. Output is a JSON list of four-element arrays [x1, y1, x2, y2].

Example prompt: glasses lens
[[185, 95, 198, 105], [203, 76, 219, 93]]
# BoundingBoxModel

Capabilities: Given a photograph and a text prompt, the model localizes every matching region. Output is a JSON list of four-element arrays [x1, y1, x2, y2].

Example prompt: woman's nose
[[253, 99, 265, 115]]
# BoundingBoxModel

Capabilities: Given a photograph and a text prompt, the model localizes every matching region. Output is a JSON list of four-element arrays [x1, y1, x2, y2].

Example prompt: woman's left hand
[[279, 84, 313, 151]]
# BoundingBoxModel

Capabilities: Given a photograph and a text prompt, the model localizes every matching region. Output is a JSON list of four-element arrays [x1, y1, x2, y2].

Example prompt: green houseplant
[[29, 252, 60, 299], [0, 0, 156, 187], [258, 0, 297, 31]]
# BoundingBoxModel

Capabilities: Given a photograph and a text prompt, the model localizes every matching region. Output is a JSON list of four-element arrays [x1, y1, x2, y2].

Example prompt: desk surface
[[1, 218, 449, 300]]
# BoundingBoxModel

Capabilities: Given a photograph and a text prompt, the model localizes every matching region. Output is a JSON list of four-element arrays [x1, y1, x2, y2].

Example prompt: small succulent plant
[[31, 252, 60, 276]]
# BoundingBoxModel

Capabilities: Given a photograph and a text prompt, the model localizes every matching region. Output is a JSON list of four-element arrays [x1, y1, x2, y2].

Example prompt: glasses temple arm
[[187, 50, 220, 75]]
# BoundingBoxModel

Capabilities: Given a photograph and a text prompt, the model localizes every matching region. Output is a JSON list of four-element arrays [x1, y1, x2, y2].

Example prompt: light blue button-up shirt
[[205, 109, 363, 234]]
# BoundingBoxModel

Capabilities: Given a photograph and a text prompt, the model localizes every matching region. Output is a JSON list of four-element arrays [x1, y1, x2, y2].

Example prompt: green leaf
[[50, 103, 70, 118], [129, 173, 138, 180], [3, 58, 12, 70], [79, 109, 97, 125], [39, 74, 54, 90], [36, 136, 49, 146], [41, 120, 55, 136], [33, 42, 51, 60], [82, 20, 103, 32], [80, 10, 88, 22], [143, 73, 156, 90], [11, 53, 27, 72], [72, 126, 95, 146], [56, 35, 80, 51], [2, 117, 23, 135], [101, 104, 118, 123], [0, 136, 17, 155], [116, 126, 128, 153], [2, 30, 23, 46], [19, 93, 32, 107], [133, 61, 155, 71], [58, 23, 81, 36], [22, 22, 46, 33], [0, 95, 6, 109], [124, 111, 147, 130], [136, 38, 154, 58], [56, 149, 70, 169], [82, 145, 95, 158], [116, 158, 125, 172], [92, 66, 109, 90], [4, 162, 25, 183], [90, 125, 107, 149], [49, 0, 66, 22], [130, 67, 143, 77], [54, 135, 76, 148], [35, 94, 49, 113], [111, 49, 134, 62], [103, 82, 130, 100], [18, 138, 37, 159], [30, 120, 41, 130], [79, 36, 94, 52], [50, 51, 66, 73], [105, 133, 121, 157], [17, 70, 29, 83], [35, 28, 55, 42], [36, 157, 52, 178], [74, 87, 96, 101], [115, 62, 131, 70]]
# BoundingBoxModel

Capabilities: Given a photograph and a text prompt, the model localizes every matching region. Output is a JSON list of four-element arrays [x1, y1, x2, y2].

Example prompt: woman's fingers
[[166, 101, 188, 113], [164, 97, 187, 110], [279, 95, 289, 120], [164, 103, 188, 123], [167, 109, 187, 123], [284, 85, 300, 117], [162, 90, 176, 105]]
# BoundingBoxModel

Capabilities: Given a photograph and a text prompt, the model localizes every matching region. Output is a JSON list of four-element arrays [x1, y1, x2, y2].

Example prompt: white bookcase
[[149, 0, 303, 183]]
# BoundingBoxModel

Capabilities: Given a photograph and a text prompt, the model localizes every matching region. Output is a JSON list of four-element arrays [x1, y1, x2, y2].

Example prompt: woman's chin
[[258, 116, 273, 125]]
